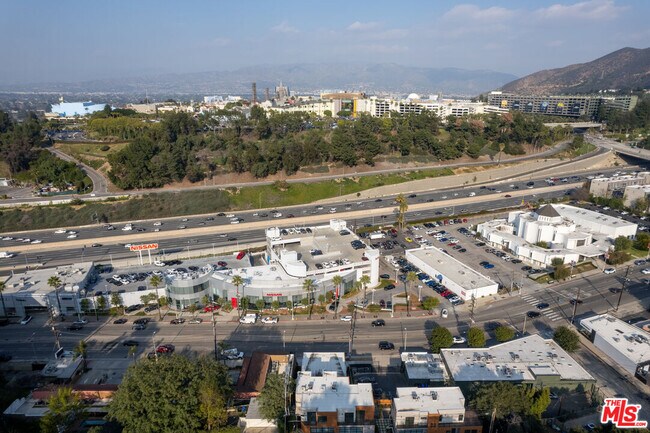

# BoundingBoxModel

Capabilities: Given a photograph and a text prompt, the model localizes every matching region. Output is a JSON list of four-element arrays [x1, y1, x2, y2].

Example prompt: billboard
[[129, 243, 159, 252]]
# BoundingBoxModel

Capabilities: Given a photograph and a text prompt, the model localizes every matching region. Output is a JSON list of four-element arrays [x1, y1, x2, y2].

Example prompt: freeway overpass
[[588, 135, 650, 161]]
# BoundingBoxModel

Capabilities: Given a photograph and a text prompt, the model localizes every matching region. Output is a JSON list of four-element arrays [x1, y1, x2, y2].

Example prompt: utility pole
[[348, 304, 357, 354], [615, 265, 631, 312], [571, 286, 582, 324], [469, 295, 476, 324], [522, 314, 528, 335], [51, 325, 61, 350], [211, 307, 217, 360]]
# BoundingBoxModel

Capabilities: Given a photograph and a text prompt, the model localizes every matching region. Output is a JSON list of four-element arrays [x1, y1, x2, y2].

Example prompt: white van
[[0, 251, 15, 259], [122, 224, 133, 231], [239, 313, 257, 324]]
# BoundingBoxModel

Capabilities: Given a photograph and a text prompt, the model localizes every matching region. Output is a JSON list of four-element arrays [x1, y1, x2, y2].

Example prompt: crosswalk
[[520, 294, 563, 322]]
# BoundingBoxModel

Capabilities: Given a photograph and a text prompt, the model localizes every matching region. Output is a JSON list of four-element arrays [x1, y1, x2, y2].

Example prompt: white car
[[20, 315, 33, 325], [67, 234, 77, 239], [73, 319, 88, 325], [452, 336, 466, 344], [329, 208, 337, 214], [230, 220, 240, 224], [154, 261, 166, 267], [30, 239, 42, 244], [642, 268, 650, 275], [441, 308, 448, 319], [261, 316, 279, 324], [340, 315, 352, 322], [603, 268, 616, 274], [221, 348, 244, 360], [54, 229, 66, 234], [272, 212, 282, 218], [225, 213, 235, 218], [153, 221, 162, 226]]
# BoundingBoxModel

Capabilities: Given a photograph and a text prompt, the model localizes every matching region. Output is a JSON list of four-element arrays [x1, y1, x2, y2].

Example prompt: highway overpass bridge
[[588, 135, 650, 162]]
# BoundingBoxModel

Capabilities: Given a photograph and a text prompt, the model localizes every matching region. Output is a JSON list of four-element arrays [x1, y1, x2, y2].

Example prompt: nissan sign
[[129, 243, 159, 252]]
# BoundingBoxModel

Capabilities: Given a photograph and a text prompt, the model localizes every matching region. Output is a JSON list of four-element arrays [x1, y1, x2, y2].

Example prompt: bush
[[553, 326, 580, 352], [467, 327, 486, 348], [421, 296, 439, 310], [495, 325, 515, 342], [430, 327, 453, 353], [221, 303, 233, 313], [100, 145, 110, 151], [367, 304, 381, 313]]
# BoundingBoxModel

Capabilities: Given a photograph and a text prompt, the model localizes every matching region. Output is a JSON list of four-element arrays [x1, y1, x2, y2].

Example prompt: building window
[[344, 412, 354, 424], [318, 415, 328, 424], [405, 417, 415, 427], [339, 427, 362, 433], [307, 412, 316, 425], [458, 415, 464, 422], [311, 429, 334, 433], [356, 409, 365, 422]]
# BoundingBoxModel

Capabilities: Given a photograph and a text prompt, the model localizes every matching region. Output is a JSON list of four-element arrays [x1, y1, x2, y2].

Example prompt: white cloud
[[271, 21, 299, 34], [442, 4, 516, 21], [535, 0, 626, 21], [347, 21, 381, 31]]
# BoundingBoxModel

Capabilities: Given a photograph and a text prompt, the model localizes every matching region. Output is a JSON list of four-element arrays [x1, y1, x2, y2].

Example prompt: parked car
[[170, 318, 186, 325], [340, 315, 352, 322], [452, 336, 466, 344], [113, 318, 128, 324], [188, 318, 203, 324], [261, 316, 279, 324], [603, 268, 616, 274], [122, 340, 139, 346]]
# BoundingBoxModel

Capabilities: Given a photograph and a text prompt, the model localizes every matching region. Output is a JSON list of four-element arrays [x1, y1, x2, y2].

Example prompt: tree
[[110, 292, 124, 314], [231, 275, 244, 316], [526, 386, 551, 419], [198, 382, 227, 432], [395, 193, 408, 231], [473, 382, 530, 421], [430, 327, 453, 353], [0, 279, 7, 318], [360, 274, 371, 301], [47, 275, 63, 317], [633, 232, 650, 251], [553, 326, 580, 352], [201, 294, 210, 306], [74, 339, 88, 369], [608, 249, 631, 265], [257, 373, 293, 423], [40, 387, 86, 433], [614, 236, 632, 252], [467, 327, 486, 348], [255, 299, 265, 311], [80, 298, 90, 314], [554, 263, 570, 280], [631, 197, 648, 216], [303, 278, 317, 319], [317, 294, 325, 305], [271, 300, 280, 310], [96, 295, 107, 311], [421, 296, 439, 311], [495, 325, 515, 342], [149, 275, 164, 319], [188, 304, 198, 316], [405, 271, 418, 317], [108, 354, 231, 433]]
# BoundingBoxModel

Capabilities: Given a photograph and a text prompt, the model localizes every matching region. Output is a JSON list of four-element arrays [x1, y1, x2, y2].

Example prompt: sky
[[0, 0, 648, 85]]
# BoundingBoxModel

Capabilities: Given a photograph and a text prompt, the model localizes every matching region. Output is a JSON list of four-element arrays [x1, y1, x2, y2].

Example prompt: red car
[[440, 290, 453, 297], [203, 305, 221, 313], [236, 251, 245, 260], [217, 261, 228, 267], [447, 242, 457, 246], [156, 344, 175, 354]]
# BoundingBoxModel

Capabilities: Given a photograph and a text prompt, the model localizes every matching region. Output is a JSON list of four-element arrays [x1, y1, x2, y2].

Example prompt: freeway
[[1, 165, 646, 273], [588, 134, 650, 161]]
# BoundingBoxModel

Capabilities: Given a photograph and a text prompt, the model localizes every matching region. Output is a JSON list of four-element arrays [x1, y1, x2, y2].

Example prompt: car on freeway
[[340, 315, 352, 322], [371, 319, 385, 327], [603, 268, 616, 274], [634, 259, 646, 266], [526, 311, 541, 318], [122, 340, 139, 347], [170, 318, 185, 325], [261, 316, 279, 324], [378, 341, 394, 350], [67, 234, 77, 239], [113, 318, 128, 324], [452, 336, 466, 344], [642, 268, 650, 275], [535, 302, 550, 310]]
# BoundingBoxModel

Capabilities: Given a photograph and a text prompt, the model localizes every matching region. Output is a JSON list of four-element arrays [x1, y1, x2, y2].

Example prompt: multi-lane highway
[[2, 167, 637, 273]]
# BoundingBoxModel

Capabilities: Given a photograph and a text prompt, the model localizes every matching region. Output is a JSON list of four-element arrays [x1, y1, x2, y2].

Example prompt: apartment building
[[391, 387, 482, 433], [589, 172, 650, 198]]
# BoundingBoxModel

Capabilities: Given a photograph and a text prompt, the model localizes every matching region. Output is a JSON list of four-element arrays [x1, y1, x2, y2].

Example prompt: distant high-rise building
[[265, 88, 270, 102], [275, 82, 289, 102], [251, 82, 257, 104]]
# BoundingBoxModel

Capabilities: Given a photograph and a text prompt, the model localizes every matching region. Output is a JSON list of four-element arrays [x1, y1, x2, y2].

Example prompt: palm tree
[[360, 274, 371, 302], [231, 275, 244, 316], [395, 193, 408, 231], [331, 275, 343, 319], [47, 276, 62, 318], [0, 279, 7, 318], [74, 339, 87, 370], [405, 271, 418, 317], [149, 275, 163, 319], [303, 278, 317, 320]]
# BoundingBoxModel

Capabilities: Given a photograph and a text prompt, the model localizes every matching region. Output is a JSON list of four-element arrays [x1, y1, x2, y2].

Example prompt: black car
[[384, 284, 395, 291], [144, 305, 158, 313], [535, 302, 550, 310], [113, 318, 128, 324], [68, 324, 84, 331], [123, 340, 139, 347], [378, 341, 394, 350], [522, 266, 532, 271], [379, 274, 390, 279], [170, 318, 185, 325], [371, 319, 386, 327], [526, 311, 541, 319], [125, 304, 143, 313], [133, 318, 150, 325], [569, 299, 583, 305]]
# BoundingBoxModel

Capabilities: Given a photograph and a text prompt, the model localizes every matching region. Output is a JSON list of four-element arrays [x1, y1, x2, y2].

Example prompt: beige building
[[589, 172, 650, 198], [623, 185, 650, 210]]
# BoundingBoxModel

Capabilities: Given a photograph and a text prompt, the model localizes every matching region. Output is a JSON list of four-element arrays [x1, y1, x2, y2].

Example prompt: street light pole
[[403, 327, 408, 350], [615, 265, 631, 312], [570, 286, 582, 324], [152, 331, 157, 361]]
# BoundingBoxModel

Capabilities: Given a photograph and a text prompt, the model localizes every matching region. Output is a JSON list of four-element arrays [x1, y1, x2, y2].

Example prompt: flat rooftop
[[441, 334, 594, 383], [407, 247, 496, 289], [393, 387, 465, 413], [267, 220, 370, 272], [301, 352, 347, 376], [296, 372, 373, 413], [401, 352, 448, 382], [580, 314, 650, 365], [2, 262, 94, 296], [553, 204, 637, 232]]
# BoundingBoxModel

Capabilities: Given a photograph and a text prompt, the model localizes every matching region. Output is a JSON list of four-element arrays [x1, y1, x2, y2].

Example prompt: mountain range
[[500, 47, 650, 94], [0, 63, 517, 97]]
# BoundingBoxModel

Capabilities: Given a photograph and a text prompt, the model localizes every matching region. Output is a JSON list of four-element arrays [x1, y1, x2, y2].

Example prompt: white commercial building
[[441, 334, 595, 390], [477, 204, 637, 266], [589, 172, 650, 198], [49, 101, 107, 117], [405, 247, 498, 300], [391, 387, 480, 433], [623, 184, 650, 210], [580, 314, 650, 383], [401, 352, 449, 386]]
